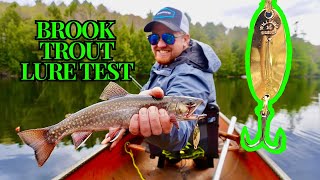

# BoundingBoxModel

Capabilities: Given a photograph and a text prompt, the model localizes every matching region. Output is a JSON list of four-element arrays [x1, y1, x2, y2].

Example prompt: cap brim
[[144, 20, 181, 32]]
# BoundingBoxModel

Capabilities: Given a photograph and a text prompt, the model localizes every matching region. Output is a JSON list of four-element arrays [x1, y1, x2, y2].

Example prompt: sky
[[2, 0, 320, 45]]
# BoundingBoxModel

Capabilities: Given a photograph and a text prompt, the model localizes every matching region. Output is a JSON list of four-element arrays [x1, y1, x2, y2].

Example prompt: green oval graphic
[[240, 0, 292, 154]]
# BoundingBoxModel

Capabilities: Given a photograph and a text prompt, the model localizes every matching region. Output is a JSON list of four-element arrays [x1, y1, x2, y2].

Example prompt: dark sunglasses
[[147, 33, 185, 45]]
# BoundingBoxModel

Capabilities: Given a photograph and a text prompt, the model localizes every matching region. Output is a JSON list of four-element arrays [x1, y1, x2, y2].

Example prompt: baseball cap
[[144, 7, 189, 34]]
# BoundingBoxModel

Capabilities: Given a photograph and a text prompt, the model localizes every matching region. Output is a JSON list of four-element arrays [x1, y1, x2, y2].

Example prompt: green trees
[[0, 3, 38, 74], [290, 36, 319, 77], [64, 1, 78, 19], [47, 2, 62, 20], [0, 2, 318, 77], [189, 22, 245, 76]]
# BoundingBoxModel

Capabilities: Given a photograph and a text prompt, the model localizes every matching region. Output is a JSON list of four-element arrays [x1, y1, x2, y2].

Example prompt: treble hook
[[240, 95, 286, 153]]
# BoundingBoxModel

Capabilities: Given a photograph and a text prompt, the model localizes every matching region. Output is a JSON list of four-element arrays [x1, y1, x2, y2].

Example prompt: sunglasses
[[147, 33, 185, 45]]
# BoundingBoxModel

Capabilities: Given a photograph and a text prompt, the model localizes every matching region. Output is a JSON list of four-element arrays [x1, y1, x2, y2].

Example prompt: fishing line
[[124, 142, 145, 180], [130, 75, 143, 89], [101, 46, 143, 89], [111, 58, 143, 90]]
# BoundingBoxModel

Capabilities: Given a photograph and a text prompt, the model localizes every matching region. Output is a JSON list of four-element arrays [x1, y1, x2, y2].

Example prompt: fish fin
[[18, 128, 56, 167], [107, 128, 122, 142], [100, 82, 129, 100], [71, 131, 93, 149], [169, 114, 179, 129], [65, 113, 72, 118]]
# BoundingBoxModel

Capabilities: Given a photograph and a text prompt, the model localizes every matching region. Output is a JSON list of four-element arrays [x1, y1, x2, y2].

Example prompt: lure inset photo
[[241, 0, 292, 153]]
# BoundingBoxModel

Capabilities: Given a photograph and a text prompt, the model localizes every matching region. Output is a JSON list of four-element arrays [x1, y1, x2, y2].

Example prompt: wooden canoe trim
[[219, 130, 240, 143], [127, 143, 149, 153]]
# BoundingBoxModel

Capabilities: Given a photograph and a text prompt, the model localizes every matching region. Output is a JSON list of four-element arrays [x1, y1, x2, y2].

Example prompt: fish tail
[[18, 128, 56, 167]]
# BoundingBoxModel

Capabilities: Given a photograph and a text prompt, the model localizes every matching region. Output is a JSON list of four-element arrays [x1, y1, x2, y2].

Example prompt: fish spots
[[46, 131, 58, 143]]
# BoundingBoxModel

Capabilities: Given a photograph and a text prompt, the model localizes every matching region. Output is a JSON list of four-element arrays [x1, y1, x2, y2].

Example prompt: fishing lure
[[240, 0, 292, 153], [193, 123, 200, 149]]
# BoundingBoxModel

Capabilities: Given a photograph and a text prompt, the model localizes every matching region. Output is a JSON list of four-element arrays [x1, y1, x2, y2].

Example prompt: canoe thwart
[[127, 143, 150, 153], [219, 130, 240, 144]]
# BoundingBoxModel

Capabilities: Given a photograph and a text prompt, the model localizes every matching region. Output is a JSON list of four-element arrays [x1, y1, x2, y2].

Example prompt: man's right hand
[[129, 87, 173, 137]]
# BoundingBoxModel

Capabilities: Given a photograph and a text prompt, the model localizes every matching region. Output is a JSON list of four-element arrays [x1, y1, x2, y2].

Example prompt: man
[[102, 7, 221, 153]]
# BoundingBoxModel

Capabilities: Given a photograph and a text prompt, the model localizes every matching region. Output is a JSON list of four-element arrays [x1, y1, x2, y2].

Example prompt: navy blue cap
[[144, 7, 189, 34]]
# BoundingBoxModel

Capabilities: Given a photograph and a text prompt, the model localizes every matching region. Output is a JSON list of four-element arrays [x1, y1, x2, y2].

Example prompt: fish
[[17, 82, 204, 167]]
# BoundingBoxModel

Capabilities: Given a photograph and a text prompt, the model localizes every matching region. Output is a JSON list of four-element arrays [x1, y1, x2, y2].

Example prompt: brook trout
[[18, 82, 203, 167]]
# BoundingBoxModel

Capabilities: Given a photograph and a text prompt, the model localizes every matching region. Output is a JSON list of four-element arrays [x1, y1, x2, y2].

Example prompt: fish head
[[167, 96, 203, 119]]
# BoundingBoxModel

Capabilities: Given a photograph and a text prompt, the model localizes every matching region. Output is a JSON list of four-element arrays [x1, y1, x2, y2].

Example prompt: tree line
[[0, 1, 319, 77]]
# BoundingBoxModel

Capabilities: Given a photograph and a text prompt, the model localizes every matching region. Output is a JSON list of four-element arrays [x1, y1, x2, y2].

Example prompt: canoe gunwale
[[219, 112, 291, 180], [52, 144, 110, 180]]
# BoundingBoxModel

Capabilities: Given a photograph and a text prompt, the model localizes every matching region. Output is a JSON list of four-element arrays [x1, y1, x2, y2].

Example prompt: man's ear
[[183, 34, 191, 47]]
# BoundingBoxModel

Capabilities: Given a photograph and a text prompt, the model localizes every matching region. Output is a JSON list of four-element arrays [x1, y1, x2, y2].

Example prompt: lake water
[[0, 78, 319, 180]]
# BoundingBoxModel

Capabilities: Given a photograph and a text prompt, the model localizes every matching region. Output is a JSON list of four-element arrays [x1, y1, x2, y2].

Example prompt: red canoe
[[53, 113, 290, 180]]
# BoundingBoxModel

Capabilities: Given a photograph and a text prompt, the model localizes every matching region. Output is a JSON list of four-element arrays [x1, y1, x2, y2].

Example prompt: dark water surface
[[0, 78, 319, 180]]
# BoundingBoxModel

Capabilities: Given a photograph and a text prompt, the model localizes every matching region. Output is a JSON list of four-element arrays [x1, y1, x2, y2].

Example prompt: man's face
[[150, 23, 189, 65]]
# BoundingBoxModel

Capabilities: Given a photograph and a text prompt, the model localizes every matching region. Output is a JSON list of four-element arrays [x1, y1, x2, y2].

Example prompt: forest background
[[0, 0, 319, 78]]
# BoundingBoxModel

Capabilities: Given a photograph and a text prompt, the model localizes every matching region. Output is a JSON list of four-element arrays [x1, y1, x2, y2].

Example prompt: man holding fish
[[17, 7, 221, 167], [102, 7, 221, 154]]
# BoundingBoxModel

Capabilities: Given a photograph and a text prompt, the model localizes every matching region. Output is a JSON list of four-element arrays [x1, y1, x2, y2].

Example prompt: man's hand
[[101, 127, 126, 149], [129, 87, 172, 137], [101, 87, 173, 149]]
